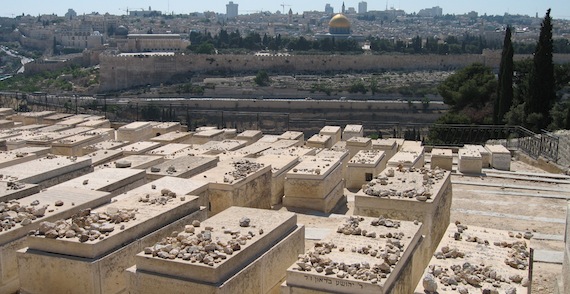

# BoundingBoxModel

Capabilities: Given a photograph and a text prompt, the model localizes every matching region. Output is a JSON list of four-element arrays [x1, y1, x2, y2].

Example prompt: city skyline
[[3, 0, 569, 19]]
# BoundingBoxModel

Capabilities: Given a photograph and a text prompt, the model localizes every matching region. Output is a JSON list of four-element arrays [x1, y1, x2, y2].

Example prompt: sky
[[3, 0, 569, 19]]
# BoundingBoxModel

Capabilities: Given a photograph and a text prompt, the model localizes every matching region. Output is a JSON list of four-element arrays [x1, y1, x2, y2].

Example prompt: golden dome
[[329, 14, 351, 29]]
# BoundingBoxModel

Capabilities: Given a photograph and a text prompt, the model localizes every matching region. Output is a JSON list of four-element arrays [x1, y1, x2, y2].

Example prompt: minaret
[[288, 8, 293, 24], [342, 2, 345, 14]]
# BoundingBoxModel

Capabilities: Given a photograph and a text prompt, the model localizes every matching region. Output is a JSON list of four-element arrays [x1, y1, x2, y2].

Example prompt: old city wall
[[98, 53, 496, 92]]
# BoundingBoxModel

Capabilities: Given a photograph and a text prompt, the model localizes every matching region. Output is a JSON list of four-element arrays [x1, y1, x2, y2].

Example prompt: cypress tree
[[494, 26, 514, 124], [526, 9, 556, 130]]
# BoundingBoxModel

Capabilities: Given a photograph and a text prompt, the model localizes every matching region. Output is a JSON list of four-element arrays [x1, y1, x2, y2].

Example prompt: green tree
[[438, 63, 496, 112], [494, 26, 514, 124], [526, 9, 556, 131], [195, 42, 215, 54], [254, 70, 270, 86]]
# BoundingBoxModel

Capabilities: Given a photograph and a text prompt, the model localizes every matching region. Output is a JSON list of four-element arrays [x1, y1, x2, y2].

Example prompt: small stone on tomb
[[55, 200, 64, 206], [192, 220, 201, 227], [239, 217, 250, 227], [83, 179, 89, 185]]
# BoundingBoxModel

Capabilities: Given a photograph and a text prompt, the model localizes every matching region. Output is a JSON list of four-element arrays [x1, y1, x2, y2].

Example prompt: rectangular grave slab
[[0, 120, 14, 130], [221, 128, 237, 139], [430, 148, 453, 171], [118, 141, 161, 155], [191, 129, 225, 144], [306, 134, 332, 149], [77, 119, 111, 129], [458, 147, 482, 174], [346, 137, 372, 159], [109, 155, 165, 170], [465, 144, 490, 168], [342, 124, 363, 141], [151, 122, 181, 136], [18, 206, 206, 294], [316, 149, 350, 181], [283, 179, 345, 213], [52, 168, 146, 196], [485, 144, 511, 171], [413, 225, 531, 294], [0, 156, 93, 189], [84, 139, 129, 152], [56, 117, 88, 127], [146, 143, 191, 157], [0, 188, 111, 293], [199, 140, 247, 153], [254, 154, 300, 206], [278, 131, 304, 145], [319, 126, 342, 146], [51, 133, 107, 156], [236, 130, 263, 146], [0, 149, 38, 169], [150, 131, 192, 144], [284, 156, 342, 199], [126, 207, 304, 294], [387, 151, 423, 169], [42, 113, 75, 125], [85, 149, 123, 166], [346, 150, 386, 189], [10, 146, 51, 157], [355, 168, 452, 272], [146, 156, 218, 181], [282, 216, 424, 294], [117, 122, 153, 142], [191, 159, 271, 215], [0, 181, 40, 203]]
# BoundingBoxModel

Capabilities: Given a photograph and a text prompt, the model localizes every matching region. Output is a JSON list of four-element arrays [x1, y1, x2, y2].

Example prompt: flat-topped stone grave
[[485, 144, 511, 171], [150, 131, 192, 144], [0, 188, 111, 293], [387, 151, 424, 169], [127, 207, 304, 294], [346, 150, 387, 190], [316, 149, 350, 180], [118, 141, 161, 155], [269, 139, 307, 151], [346, 136, 372, 159], [0, 155, 92, 189], [19, 193, 205, 294], [430, 148, 453, 171], [465, 144, 490, 168], [77, 118, 111, 129], [83, 139, 129, 153], [36, 124, 73, 133], [222, 128, 237, 139], [254, 154, 300, 206], [117, 121, 153, 142], [258, 134, 280, 144], [18, 111, 56, 125], [191, 159, 271, 215], [355, 167, 452, 274], [10, 124, 47, 132], [42, 113, 75, 125], [414, 224, 531, 294], [278, 131, 304, 145], [0, 120, 14, 129], [320, 126, 342, 146], [283, 155, 345, 213], [151, 122, 181, 136], [306, 134, 333, 149], [85, 149, 123, 166], [342, 124, 363, 141], [146, 156, 218, 181], [196, 126, 218, 132], [282, 215, 424, 294], [236, 130, 263, 146], [262, 144, 316, 158], [51, 132, 107, 156], [10, 146, 51, 157], [0, 149, 39, 169], [112, 176, 209, 204], [24, 127, 95, 148], [191, 129, 225, 144], [146, 143, 191, 157], [55, 117, 88, 127], [0, 181, 39, 203], [458, 147, 482, 174], [398, 141, 425, 167], [51, 168, 146, 196], [0, 108, 14, 119], [199, 139, 248, 154], [233, 142, 273, 158], [110, 155, 164, 170]]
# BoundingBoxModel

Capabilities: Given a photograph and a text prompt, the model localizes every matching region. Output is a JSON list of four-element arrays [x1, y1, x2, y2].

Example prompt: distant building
[[325, 4, 334, 14], [315, 13, 365, 41], [118, 34, 190, 53], [417, 6, 443, 17], [226, 1, 239, 19], [129, 7, 162, 17], [358, 2, 368, 14], [65, 9, 77, 20]]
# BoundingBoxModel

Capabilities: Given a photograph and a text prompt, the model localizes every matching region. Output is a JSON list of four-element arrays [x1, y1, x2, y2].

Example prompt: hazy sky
[[3, 1, 569, 19]]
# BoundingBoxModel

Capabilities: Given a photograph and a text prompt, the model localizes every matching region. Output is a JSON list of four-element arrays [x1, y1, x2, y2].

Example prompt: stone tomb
[[283, 156, 345, 213], [85, 149, 124, 166], [118, 141, 161, 155], [398, 141, 425, 167], [55, 117, 88, 127], [222, 128, 237, 139], [200, 140, 248, 154], [254, 154, 300, 206], [342, 124, 364, 141], [83, 139, 129, 153], [465, 144, 491, 168], [146, 156, 219, 181], [19, 191, 205, 294], [306, 134, 333, 149], [430, 148, 453, 171], [282, 216, 424, 294], [269, 139, 308, 151], [346, 137, 372, 159], [10, 146, 51, 157], [50, 132, 107, 156], [316, 149, 350, 181], [414, 225, 530, 294], [458, 147, 482, 174], [191, 159, 271, 215], [116, 122, 154, 142], [51, 168, 146, 197], [0, 120, 14, 129], [77, 119, 112, 129], [146, 143, 191, 157], [0, 188, 111, 293], [126, 207, 305, 294], [278, 131, 304, 146], [0, 181, 39, 203], [485, 144, 511, 171], [236, 130, 263, 146], [354, 168, 452, 281], [150, 131, 192, 145], [0, 155, 92, 189], [191, 129, 225, 145], [19, 111, 55, 125], [111, 155, 164, 170], [319, 126, 342, 146], [151, 122, 181, 136], [387, 151, 423, 169], [346, 150, 386, 190], [42, 113, 75, 125], [0, 149, 39, 169]]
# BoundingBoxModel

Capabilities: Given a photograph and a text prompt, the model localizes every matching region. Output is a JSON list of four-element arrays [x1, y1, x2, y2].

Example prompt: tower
[[342, 2, 345, 14]]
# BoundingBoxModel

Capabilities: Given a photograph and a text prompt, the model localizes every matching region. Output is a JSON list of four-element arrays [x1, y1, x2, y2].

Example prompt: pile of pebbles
[[362, 167, 445, 202], [294, 217, 407, 284], [0, 199, 56, 231], [30, 207, 137, 242], [144, 218, 263, 266], [138, 186, 182, 205], [224, 159, 264, 183]]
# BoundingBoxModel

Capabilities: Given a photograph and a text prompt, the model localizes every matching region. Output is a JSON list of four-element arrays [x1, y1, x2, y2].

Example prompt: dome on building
[[328, 14, 351, 35], [115, 25, 129, 36]]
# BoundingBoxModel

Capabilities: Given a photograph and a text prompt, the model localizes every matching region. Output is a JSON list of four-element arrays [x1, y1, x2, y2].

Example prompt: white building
[[358, 2, 368, 14], [226, 1, 239, 19]]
